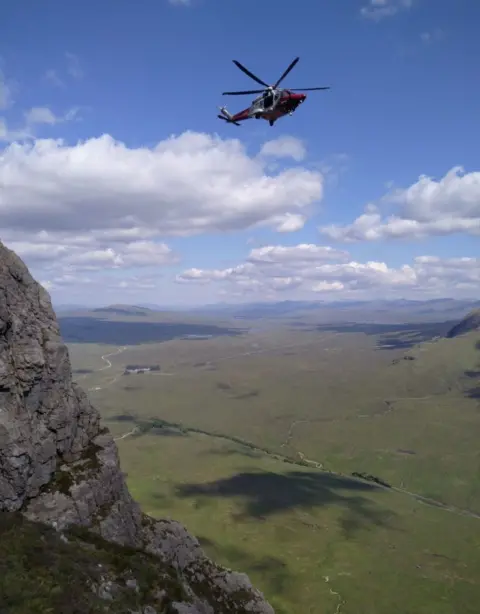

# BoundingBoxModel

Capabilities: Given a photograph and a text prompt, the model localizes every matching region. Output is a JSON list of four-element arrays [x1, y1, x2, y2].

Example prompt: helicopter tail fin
[[218, 105, 233, 120], [217, 106, 241, 126]]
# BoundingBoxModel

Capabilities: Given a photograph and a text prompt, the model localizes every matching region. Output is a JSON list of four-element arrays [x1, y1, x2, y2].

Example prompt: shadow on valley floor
[[176, 470, 397, 537], [315, 320, 457, 350], [467, 385, 480, 399], [59, 316, 244, 345]]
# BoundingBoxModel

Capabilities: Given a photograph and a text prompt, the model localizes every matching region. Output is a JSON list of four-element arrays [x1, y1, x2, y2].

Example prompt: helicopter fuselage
[[230, 89, 306, 125], [217, 57, 328, 127]]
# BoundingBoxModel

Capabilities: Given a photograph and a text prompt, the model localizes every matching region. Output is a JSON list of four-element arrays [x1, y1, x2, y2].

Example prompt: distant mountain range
[[187, 298, 480, 322], [53, 298, 480, 324]]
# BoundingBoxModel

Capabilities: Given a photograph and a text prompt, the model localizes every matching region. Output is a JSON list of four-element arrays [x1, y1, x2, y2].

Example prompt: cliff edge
[[0, 240, 274, 614], [446, 308, 480, 338]]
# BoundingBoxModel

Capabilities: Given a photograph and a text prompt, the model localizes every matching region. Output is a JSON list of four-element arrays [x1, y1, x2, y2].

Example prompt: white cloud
[[319, 166, 480, 242], [38, 270, 166, 296], [24, 106, 80, 126], [176, 243, 480, 300], [259, 136, 307, 162], [0, 132, 324, 239], [6, 235, 177, 273], [0, 118, 32, 142], [270, 213, 306, 233], [1, 106, 80, 143], [360, 0, 413, 20], [25, 107, 58, 125], [0, 131, 324, 300], [247, 244, 349, 265]]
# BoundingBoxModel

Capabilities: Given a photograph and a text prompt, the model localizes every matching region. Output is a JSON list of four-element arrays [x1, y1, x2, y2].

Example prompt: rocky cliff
[[446, 308, 480, 338], [0, 240, 274, 614]]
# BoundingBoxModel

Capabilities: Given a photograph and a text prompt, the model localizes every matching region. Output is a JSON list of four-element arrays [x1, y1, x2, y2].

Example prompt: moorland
[[64, 300, 480, 614]]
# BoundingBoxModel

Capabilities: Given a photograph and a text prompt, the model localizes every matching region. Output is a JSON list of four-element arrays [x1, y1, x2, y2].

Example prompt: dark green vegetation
[[0, 512, 187, 614], [69, 308, 480, 614], [59, 315, 243, 345]]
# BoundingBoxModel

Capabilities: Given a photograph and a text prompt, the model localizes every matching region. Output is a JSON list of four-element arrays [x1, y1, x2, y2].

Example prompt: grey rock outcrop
[[446, 308, 480, 338], [0, 240, 274, 613]]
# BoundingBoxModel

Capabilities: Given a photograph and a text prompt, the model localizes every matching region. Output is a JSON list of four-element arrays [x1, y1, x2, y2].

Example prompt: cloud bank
[[319, 167, 480, 241], [176, 244, 480, 300]]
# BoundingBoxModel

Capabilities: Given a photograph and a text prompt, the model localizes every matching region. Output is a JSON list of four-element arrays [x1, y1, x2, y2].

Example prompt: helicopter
[[217, 57, 330, 127]]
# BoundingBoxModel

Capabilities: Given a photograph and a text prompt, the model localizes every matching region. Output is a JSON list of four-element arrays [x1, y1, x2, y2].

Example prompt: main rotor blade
[[222, 89, 265, 96], [290, 87, 331, 91], [273, 56, 300, 88], [232, 60, 270, 88]]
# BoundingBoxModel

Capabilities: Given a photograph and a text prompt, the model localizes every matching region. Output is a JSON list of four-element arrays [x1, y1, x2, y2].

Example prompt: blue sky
[[1, 0, 479, 306]]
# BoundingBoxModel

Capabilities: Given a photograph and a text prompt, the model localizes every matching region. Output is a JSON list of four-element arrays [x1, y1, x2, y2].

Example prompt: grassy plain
[[67, 315, 480, 614]]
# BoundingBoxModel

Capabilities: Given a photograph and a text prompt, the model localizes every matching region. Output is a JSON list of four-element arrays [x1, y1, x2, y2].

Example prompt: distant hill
[[92, 304, 153, 317], [53, 303, 90, 313], [191, 298, 480, 324], [53, 298, 480, 327], [446, 308, 480, 338]]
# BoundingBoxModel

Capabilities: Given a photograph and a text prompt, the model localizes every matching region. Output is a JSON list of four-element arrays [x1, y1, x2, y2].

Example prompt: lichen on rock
[[0, 240, 275, 613]]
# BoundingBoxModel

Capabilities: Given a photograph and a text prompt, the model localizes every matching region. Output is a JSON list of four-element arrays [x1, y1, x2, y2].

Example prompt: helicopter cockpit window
[[264, 90, 274, 108]]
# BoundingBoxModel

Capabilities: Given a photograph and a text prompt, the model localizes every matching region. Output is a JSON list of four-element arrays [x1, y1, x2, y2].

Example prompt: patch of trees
[[391, 354, 416, 365]]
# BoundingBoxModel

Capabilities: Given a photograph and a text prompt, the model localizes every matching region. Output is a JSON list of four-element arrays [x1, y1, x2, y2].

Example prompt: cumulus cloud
[[1, 106, 80, 143], [247, 244, 349, 265], [360, 0, 413, 20], [0, 118, 32, 142], [319, 166, 480, 241], [24, 106, 80, 126], [6, 233, 177, 273], [0, 130, 325, 300], [0, 132, 324, 239], [259, 136, 306, 162], [176, 243, 480, 299], [38, 270, 167, 296]]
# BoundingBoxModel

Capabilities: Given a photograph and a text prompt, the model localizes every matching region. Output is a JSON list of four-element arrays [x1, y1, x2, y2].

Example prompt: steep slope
[[0, 240, 274, 614], [447, 308, 480, 338]]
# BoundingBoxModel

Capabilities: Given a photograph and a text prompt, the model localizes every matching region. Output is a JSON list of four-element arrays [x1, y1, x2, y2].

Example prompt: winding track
[[80, 343, 480, 523], [98, 346, 127, 370], [86, 346, 127, 391]]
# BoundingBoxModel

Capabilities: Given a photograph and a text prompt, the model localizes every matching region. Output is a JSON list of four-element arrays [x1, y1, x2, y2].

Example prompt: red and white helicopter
[[217, 57, 330, 127]]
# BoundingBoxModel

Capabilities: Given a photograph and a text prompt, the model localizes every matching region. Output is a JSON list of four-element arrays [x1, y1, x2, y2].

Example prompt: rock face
[[446, 308, 480, 338], [0, 240, 274, 613]]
